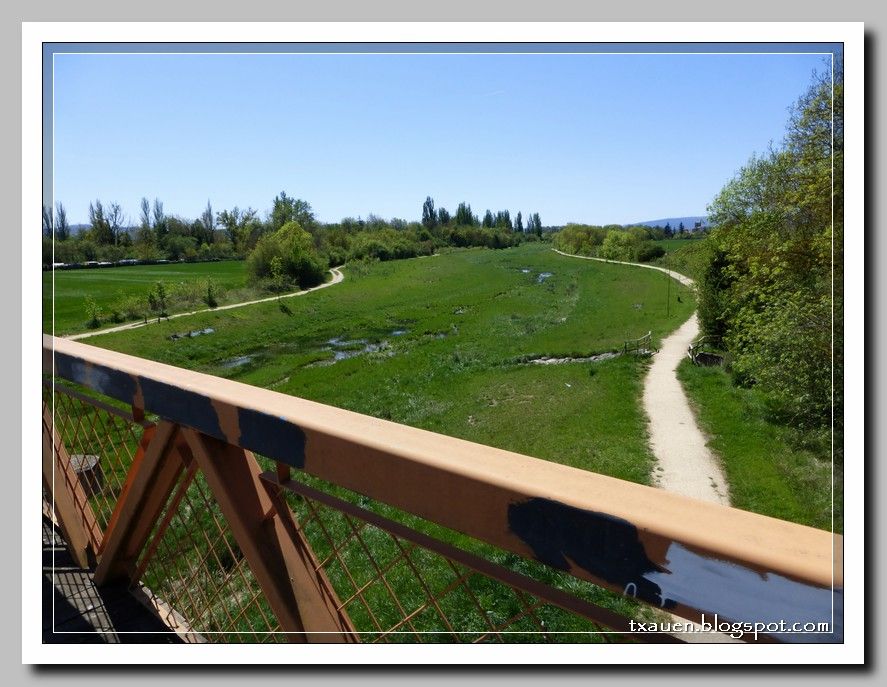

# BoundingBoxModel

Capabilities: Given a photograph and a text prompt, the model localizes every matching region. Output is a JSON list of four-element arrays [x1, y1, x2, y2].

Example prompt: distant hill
[[627, 216, 709, 230]]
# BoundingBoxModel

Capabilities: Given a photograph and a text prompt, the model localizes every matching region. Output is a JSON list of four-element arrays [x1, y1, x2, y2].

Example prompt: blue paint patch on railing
[[53, 352, 137, 402], [50, 349, 308, 469], [508, 497, 671, 609], [139, 377, 223, 440], [237, 407, 307, 469]]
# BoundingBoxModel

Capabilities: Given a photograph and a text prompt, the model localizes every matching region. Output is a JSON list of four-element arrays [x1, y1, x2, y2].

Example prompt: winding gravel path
[[643, 312, 730, 505], [66, 266, 344, 341], [552, 249, 729, 505]]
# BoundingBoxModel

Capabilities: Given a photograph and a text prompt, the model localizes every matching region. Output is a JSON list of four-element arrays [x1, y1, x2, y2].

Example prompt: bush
[[203, 279, 218, 308], [84, 296, 102, 329], [637, 244, 666, 262], [247, 221, 328, 289], [165, 234, 197, 261]]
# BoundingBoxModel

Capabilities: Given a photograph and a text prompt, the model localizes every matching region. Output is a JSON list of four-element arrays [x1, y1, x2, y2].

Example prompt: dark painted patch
[[237, 407, 307, 469], [54, 352, 226, 442], [137, 377, 223, 440], [508, 497, 672, 608], [52, 351, 306, 465], [53, 352, 137, 402]]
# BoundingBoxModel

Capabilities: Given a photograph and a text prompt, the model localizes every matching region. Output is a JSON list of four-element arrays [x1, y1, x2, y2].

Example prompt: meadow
[[43, 260, 250, 334], [677, 360, 839, 532], [91, 243, 695, 484], [50, 242, 836, 640]]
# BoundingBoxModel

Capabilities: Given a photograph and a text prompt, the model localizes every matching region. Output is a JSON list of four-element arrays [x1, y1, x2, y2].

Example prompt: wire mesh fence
[[134, 465, 285, 643], [43, 380, 664, 644], [265, 470, 644, 643]]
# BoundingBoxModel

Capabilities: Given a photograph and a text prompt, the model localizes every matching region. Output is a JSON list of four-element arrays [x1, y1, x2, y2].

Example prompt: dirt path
[[552, 249, 729, 505], [67, 266, 344, 341], [643, 312, 730, 505]]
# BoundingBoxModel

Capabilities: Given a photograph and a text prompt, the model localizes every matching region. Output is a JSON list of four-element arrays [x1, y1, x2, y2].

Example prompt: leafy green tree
[[248, 221, 327, 289], [437, 206, 451, 226], [140, 197, 152, 232], [699, 59, 842, 436], [88, 200, 114, 244], [164, 233, 197, 260], [203, 279, 218, 308], [55, 202, 70, 241], [200, 200, 215, 244], [217, 206, 259, 255], [454, 202, 477, 226], [106, 202, 126, 246], [270, 256, 286, 294], [270, 191, 316, 233], [515, 211, 523, 233], [422, 196, 437, 228], [482, 210, 494, 228], [599, 230, 640, 261], [495, 210, 512, 231], [147, 281, 168, 321], [84, 296, 102, 328], [152, 198, 168, 246]]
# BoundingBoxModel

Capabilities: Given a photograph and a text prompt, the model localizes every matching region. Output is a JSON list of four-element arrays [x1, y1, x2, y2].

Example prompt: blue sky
[[51, 49, 830, 226]]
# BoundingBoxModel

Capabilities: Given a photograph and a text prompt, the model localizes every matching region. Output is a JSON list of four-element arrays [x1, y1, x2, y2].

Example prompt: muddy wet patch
[[168, 327, 214, 341], [221, 354, 254, 368], [536, 272, 553, 283], [307, 337, 395, 367], [528, 351, 620, 365]]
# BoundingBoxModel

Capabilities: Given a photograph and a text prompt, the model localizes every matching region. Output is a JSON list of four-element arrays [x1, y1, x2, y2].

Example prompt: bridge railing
[[42, 334, 842, 643], [623, 331, 652, 355]]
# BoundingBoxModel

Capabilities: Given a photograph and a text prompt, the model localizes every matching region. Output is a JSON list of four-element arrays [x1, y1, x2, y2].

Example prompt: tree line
[[420, 197, 544, 236], [42, 192, 549, 291], [552, 223, 674, 262], [695, 60, 842, 454]]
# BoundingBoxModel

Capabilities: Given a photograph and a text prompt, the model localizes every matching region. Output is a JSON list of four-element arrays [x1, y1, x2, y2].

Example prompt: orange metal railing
[[41, 334, 843, 643]]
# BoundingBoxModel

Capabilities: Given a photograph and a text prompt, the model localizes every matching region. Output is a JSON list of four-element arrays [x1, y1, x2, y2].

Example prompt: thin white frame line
[[51, 51, 835, 56], [45, 43, 842, 640], [830, 51, 836, 631]]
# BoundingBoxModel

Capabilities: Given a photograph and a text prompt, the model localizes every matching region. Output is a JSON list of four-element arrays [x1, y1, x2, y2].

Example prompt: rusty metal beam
[[93, 421, 180, 585], [42, 403, 101, 567], [43, 335, 843, 642], [181, 428, 357, 643]]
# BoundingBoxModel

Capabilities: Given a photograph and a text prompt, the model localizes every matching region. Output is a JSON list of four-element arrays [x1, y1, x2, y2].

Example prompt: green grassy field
[[50, 243, 696, 640], [43, 260, 250, 335], [652, 237, 709, 282], [677, 359, 839, 532], [89, 244, 695, 484], [653, 237, 702, 254]]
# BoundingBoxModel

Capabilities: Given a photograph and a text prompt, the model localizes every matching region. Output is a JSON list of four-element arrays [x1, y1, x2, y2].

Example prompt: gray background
[[5, 0, 879, 681]]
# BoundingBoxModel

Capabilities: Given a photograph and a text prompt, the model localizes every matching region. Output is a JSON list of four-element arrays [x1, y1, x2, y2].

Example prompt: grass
[[90, 243, 695, 483], [677, 359, 840, 533], [653, 237, 702, 253], [652, 237, 709, 282], [43, 260, 251, 335], [49, 243, 699, 640]]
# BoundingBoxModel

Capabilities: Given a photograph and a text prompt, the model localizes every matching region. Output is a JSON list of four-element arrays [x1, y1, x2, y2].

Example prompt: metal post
[[666, 270, 671, 318]]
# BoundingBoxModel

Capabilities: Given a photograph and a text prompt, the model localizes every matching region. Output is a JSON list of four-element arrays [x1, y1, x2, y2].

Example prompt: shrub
[[84, 296, 102, 329], [204, 279, 218, 308], [637, 244, 666, 262], [247, 221, 328, 290]]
